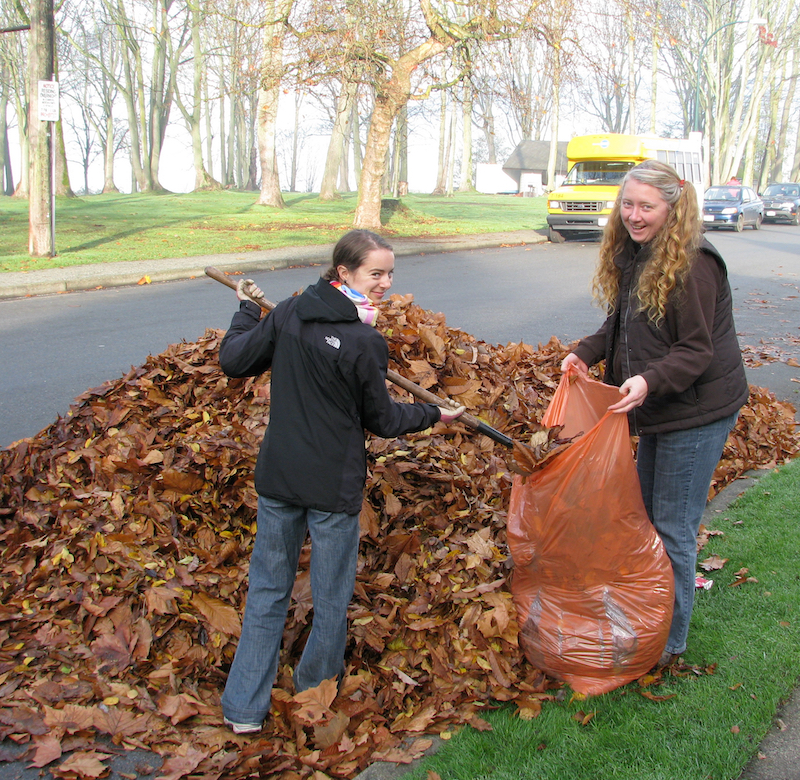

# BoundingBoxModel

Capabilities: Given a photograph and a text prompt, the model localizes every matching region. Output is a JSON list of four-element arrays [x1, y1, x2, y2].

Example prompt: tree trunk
[[397, 104, 408, 192], [3, 133, 13, 195], [546, 49, 561, 192], [625, 6, 636, 134], [650, 1, 658, 134], [353, 29, 451, 229], [791, 118, 800, 181], [338, 112, 351, 192], [770, 51, 797, 182], [755, 97, 776, 189], [479, 98, 497, 164], [102, 114, 118, 193], [290, 91, 302, 192], [113, 16, 149, 194], [445, 106, 455, 197], [432, 88, 448, 195], [184, 0, 219, 190], [256, 0, 292, 208], [218, 92, 227, 186], [146, 0, 178, 191], [352, 101, 362, 185], [458, 82, 474, 192], [0, 83, 8, 195], [227, 93, 237, 187], [320, 80, 356, 200], [28, 0, 55, 256], [55, 118, 74, 196]]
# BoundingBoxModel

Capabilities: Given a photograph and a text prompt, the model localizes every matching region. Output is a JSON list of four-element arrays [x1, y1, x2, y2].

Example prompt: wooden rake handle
[[205, 266, 514, 448]]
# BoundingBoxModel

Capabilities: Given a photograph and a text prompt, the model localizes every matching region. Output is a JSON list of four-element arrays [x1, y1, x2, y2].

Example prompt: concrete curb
[[0, 230, 547, 300]]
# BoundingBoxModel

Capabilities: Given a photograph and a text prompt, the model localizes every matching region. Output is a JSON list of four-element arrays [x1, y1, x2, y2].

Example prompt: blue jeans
[[636, 412, 738, 655], [221, 495, 360, 725]]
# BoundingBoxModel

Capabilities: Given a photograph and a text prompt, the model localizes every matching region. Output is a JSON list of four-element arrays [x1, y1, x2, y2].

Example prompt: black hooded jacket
[[219, 277, 441, 515], [572, 237, 748, 435]]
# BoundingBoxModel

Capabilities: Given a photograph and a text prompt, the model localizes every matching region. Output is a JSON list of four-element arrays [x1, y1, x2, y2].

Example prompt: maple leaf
[[700, 554, 728, 571], [154, 744, 208, 780], [292, 678, 338, 725], [0, 706, 49, 735], [405, 359, 438, 389], [28, 734, 63, 768], [730, 568, 759, 586], [159, 468, 204, 493], [572, 710, 596, 725], [144, 586, 180, 616], [90, 633, 132, 675], [52, 750, 112, 779], [43, 704, 98, 734], [641, 690, 677, 702], [81, 595, 123, 617], [93, 708, 151, 737], [312, 709, 350, 749], [392, 704, 437, 733], [156, 694, 214, 725], [192, 592, 242, 636]]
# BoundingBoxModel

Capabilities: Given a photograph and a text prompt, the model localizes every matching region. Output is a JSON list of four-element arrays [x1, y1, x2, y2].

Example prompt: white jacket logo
[[325, 335, 341, 349]]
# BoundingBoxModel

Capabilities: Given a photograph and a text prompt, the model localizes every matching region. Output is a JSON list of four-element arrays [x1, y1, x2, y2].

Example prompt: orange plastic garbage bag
[[507, 369, 674, 695]]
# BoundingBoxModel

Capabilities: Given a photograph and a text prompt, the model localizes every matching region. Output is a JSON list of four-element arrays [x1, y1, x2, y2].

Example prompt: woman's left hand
[[236, 278, 264, 302], [608, 375, 649, 414]]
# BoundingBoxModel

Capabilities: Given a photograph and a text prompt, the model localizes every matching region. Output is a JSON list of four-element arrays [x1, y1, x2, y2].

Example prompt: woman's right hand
[[561, 352, 588, 376], [439, 400, 466, 423]]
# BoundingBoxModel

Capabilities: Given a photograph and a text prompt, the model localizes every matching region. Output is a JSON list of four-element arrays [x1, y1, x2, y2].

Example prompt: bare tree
[[574, 7, 644, 134], [319, 79, 357, 199], [0, 12, 27, 195], [252, 0, 293, 207], [173, 0, 219, 190]]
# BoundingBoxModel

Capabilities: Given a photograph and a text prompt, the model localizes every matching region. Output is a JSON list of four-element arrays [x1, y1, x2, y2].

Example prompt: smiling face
[[337, 247, 395, 302], [620, 178, 671, 244]]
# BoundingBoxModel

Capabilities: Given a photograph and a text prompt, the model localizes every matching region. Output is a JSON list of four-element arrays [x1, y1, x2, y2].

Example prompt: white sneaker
[[224, 717, 262, 734]]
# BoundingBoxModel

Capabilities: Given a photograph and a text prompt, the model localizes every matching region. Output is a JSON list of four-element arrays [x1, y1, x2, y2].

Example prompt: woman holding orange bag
[[562, 160, 748, 668]]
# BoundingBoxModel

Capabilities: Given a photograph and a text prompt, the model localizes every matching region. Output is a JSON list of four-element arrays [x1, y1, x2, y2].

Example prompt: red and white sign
[[38, 80, 60, 122]]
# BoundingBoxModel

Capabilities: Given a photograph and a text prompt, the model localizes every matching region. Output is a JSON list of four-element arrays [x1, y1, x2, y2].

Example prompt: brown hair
[[322, 230, 394, 282], [593, 159, 702, 325]]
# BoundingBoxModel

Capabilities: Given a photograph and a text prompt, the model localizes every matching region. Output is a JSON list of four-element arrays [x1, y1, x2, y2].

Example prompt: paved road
[[1, 224, 798, 449]]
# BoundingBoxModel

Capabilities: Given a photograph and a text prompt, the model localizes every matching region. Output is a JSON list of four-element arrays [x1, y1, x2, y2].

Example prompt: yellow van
[[546, 133, 703, 242]]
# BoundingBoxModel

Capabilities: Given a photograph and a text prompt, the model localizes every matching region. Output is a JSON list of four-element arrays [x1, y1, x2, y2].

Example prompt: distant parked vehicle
[[760, 183, 800, 226], [702, 185, 763, 232]]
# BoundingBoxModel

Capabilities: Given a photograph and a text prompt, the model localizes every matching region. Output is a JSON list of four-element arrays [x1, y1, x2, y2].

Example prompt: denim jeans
[[636, 412, 738, 655], [221, 495, 360, 725]]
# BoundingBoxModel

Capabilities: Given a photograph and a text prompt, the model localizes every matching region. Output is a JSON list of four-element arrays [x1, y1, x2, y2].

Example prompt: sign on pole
[[38, 80, 59, 122]]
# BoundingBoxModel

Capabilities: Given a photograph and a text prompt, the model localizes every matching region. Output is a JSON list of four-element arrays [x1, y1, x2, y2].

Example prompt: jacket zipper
[[622, 264, 639, 435]]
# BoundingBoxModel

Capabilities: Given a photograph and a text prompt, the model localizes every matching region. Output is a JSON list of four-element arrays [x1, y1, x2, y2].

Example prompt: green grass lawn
[[404, 459, 800, 780], [0, 190, 548, 273]]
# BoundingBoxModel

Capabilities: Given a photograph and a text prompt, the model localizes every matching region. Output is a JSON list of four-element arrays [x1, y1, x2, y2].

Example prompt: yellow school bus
[[546, 133, 703, 241]]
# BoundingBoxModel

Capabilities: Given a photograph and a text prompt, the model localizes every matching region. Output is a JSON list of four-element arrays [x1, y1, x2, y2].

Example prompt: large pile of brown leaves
[[1, 295, 797, 779]]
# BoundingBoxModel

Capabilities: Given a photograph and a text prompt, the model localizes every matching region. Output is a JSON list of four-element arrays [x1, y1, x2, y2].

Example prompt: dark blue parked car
[[702, 185, 763, 232]]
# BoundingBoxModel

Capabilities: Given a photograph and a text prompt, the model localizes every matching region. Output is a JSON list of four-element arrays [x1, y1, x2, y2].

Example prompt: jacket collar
[[295, 276, 359, 323]]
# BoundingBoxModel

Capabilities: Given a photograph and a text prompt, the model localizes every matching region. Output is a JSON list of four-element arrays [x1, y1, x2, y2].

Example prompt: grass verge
[[404, 459, 800, 780], [0, 190, 548, 273]]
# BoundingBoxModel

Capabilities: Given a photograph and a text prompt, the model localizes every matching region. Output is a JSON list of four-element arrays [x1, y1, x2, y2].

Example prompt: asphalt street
[[1, 224, 798, 448]]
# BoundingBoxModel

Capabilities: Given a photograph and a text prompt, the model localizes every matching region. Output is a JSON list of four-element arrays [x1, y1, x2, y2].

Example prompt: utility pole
[[28, 0, 56, 257]]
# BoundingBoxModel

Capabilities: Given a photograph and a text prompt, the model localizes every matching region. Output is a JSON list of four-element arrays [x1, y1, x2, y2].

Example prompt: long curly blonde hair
[[592, 159, 702, 325]]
